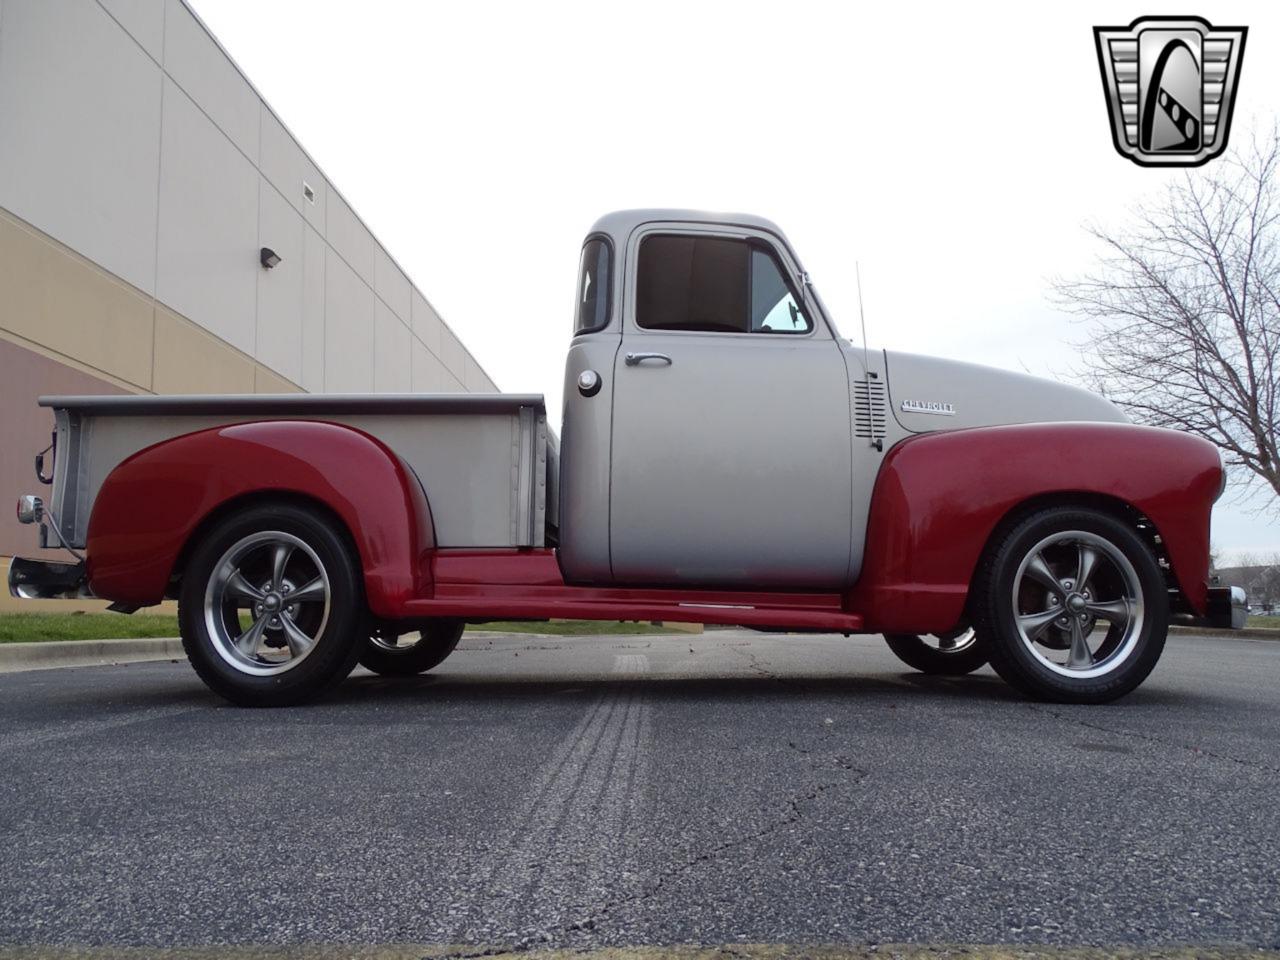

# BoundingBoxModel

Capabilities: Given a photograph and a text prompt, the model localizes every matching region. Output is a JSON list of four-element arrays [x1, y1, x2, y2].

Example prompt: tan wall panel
[[254, 364, 303, 394], [152, 307, 256, 395], [0, 337, 129, 559], [0, 210, 154, 389]]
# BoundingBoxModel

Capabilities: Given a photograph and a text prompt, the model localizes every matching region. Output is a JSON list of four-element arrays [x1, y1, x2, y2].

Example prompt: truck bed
[[37, 393, 558, 550]]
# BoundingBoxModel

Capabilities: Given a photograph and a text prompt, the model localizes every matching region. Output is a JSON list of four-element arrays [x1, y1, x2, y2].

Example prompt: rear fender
[[848, 422, 1223, 633], [85, 420, 435, 616]]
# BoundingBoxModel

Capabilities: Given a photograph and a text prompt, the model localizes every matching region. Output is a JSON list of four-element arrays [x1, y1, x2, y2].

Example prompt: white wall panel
[[374, 301, 411, 393], [410, 288, 443, 356], [98, 0, 165, 61], [0, 0, 162, 294], [326, 192, 373, 284], [155, 78, 258, 354], [464, 355, 491, 393], [301, 225, 326, 392], [374, 244, 411, 321], [255, 181, 304, 385], [440, 324, 466, 378], [323, 248, 373, 392], [411, 338, 446, 393], [259, 106, 326, 233], [163, 0, 260, 159]]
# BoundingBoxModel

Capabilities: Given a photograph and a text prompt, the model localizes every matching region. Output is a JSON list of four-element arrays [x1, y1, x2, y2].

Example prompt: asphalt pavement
[[1, 630, 1278, 953]]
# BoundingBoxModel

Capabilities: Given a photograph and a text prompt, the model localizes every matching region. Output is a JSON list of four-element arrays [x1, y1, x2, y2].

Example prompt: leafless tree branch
[[1056, 126, 1280, 513]]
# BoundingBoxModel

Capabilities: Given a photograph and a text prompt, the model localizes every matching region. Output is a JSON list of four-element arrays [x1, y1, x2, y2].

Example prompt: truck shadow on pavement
[[309, 669, 1199, 710]]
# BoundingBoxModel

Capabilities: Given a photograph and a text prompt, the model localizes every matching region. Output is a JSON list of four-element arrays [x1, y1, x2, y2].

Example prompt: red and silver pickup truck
[[10, 210, 1244, 706]]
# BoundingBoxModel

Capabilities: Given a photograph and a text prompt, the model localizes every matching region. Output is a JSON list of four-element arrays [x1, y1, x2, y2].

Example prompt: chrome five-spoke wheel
[[359, 619, 465, 677], [204, 531, 330, 676], [883, 626, 988, 676], [179, 502, 365, 706], [976, 506, 1168, 704], [1013, 531, 1144, 679]]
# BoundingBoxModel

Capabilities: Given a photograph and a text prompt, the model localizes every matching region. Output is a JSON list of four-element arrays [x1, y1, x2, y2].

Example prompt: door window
[[636, 235, 812, 334]]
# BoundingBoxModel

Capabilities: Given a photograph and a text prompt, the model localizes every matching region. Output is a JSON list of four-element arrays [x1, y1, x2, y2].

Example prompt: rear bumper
[[7, 557, 92, 600]]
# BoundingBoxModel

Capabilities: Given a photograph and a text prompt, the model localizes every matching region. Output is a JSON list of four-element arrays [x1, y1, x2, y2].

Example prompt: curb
[[1169, 625, 1280, 641], [0, 636, 185, 673]]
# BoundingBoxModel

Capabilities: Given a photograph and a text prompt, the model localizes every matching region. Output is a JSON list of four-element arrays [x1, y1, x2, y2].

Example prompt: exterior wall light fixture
[[260, 247, 282, 269]]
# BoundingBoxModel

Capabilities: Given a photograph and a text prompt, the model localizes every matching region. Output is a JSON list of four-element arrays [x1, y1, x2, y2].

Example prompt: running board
[[398, 550, 865, 632]]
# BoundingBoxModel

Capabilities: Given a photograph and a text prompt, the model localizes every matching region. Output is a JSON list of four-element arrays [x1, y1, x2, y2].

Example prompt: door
[[609, 229, 853, 589]]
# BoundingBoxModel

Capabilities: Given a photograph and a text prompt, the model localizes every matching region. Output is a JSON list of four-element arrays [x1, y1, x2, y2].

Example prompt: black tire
[[884, 628, 988, 675], [359, 620, 464, 677], [973, 506, 1169, 704], [178, 502, 366, 707]]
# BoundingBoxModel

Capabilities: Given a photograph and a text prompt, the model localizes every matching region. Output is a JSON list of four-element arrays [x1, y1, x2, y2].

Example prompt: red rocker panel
[[85, 420, 435, 617]]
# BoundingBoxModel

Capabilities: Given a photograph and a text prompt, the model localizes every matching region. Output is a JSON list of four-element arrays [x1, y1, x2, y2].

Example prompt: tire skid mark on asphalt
[[0, 703, 200, 753], [575, 706, 872, 938], [444, 654, 653, 945]]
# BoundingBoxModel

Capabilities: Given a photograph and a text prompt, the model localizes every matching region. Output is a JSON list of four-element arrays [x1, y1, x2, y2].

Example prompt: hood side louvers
[[853, 377, 886, 448]]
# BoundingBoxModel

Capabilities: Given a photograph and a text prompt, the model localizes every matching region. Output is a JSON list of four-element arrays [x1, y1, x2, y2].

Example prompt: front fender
[[849, 422, 1223, 633], [85, 420, 435, 616]]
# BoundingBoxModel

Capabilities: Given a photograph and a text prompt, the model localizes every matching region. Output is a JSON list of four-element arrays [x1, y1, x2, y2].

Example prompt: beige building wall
[[0, 0, 499, 610]]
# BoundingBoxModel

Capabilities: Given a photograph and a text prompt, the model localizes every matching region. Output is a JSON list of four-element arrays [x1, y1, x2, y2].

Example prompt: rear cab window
[[636, 234, 812, 334], [573, 237, 612, 334]]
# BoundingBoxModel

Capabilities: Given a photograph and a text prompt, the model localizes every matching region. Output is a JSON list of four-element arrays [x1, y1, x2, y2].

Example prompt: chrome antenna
[[856, 261, 870, 374]]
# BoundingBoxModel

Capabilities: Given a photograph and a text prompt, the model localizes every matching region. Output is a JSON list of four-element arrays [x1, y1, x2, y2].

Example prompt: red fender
[[848, 422, 1223, 634], [85, 421, 435, 617]]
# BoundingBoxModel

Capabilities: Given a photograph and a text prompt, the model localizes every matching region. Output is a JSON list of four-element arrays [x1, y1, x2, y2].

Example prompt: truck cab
[[558, 210, 1124, 590]]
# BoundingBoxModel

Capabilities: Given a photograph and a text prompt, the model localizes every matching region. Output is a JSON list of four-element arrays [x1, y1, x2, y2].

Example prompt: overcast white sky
[[191, 0, 1279, 560]]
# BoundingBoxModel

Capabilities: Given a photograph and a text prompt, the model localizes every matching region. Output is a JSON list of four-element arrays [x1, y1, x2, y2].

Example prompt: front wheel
[[178, 502, 366, 707], [973, 507, 1169, 704], [883, 628, 988, 676], [359, 620, 464, 677]]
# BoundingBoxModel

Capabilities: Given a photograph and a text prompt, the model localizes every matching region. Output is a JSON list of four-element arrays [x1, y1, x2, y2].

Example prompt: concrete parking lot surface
[[1, 630, 1278, 952]]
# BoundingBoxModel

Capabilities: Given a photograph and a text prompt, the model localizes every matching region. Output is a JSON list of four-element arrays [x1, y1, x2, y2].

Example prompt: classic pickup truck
[[10, 209, 1244, 706]]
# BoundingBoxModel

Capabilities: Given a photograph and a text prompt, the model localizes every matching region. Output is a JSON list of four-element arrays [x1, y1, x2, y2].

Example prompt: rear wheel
[[178, 502, 365, 706], [883, 627, 988, 675], [974, 506, 1168, 704], [359, 620, 464, 676]]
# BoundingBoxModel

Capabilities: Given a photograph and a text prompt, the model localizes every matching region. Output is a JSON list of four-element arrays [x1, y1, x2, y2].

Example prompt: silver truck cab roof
[[587, 209, 793, 250]]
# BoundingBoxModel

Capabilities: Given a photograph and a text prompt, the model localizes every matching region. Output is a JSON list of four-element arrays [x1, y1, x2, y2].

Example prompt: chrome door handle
[[624, 352, 673, 367]]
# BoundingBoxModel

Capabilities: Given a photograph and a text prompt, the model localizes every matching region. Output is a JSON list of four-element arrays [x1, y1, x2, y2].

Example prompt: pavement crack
[[1026, 703, 1280, 776], [427, 948, 521, 960], [731, 645, 813, 692], [569, 723, 869, 940]]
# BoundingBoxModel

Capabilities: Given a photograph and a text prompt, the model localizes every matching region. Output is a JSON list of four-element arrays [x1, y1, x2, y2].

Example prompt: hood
[[883, 351, 1127, 434]]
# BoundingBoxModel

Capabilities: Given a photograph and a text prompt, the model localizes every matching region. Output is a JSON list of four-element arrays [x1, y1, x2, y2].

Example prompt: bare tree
[[1057, 128, 1280, 509]]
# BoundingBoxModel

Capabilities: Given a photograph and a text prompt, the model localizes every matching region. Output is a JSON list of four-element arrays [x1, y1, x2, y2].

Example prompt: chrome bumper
[[7, 557, 92, 600], [1203, 585, 1248, 630]]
